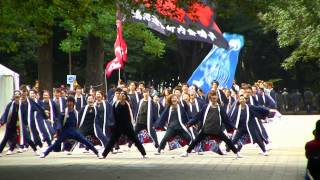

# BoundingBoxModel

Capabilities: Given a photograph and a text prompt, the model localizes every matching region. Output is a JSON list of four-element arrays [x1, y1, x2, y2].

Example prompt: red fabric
[[105, 57, 123, 78], [16, 122, 20, 144], [114, 20, 128, 63], [139, 129, 153, 143], [180, 138, 189, 146], [187, 3, 213, 26], [305, 139, 320, 159], [212, 22, 222, 34], [118, 135, 128, 145], [86, 135, 101, 146], [207, 135, 222, 142], [105, 20, 127, 78], [155, 0, 186, 22], [154, 127, 166, 131], [227, 128, 235, 134], [167, 136, 190, 150], [136, 0, 222, 34]]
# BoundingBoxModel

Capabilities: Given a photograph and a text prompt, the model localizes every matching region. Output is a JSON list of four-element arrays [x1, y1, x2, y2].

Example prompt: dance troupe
[[0, 80, 280, 159]]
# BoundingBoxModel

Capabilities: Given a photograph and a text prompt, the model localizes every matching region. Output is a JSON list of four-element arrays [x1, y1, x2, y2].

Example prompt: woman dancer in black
[[100, 91, 147, 159]]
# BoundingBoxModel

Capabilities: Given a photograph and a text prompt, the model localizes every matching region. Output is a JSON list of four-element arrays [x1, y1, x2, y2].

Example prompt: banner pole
[[118, 69, 121, 82], [104, 70, 108, 97]]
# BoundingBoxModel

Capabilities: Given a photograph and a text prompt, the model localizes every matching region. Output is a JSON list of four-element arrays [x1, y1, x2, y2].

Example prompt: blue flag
[[187, 33, 244, 94]]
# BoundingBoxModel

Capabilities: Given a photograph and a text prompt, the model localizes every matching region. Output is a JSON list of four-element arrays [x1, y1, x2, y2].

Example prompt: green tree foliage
[[53, 0, 165, 55], [260, 0, 320, 69], [0, 0, 166, 88], [0, 0, 56, 90], [1, 0, 319, 92]]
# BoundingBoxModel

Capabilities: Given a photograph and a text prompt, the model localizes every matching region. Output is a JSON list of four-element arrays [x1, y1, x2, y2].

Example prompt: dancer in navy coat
[[39, 90, 60, 143], [154, 94, 192, 154], [0, 90, 46, 155], [181, 91, 241, 157], [78, 94, 114, 148], [75, 86, 87, 112], [94, 91, 115, 146], [19, 89, 49, 151], [228, 95, 270, 156], [40, 96, 99, 158], [133, 89, 159, 148]]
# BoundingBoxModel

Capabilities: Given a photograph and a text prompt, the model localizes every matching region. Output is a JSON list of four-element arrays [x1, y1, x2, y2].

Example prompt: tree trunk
[[86, 34, 105, 90], [177, 41, 187, 80], [188, 43, 201, 79], [177, 41, 211, 82], [37, 38, 53, 93]]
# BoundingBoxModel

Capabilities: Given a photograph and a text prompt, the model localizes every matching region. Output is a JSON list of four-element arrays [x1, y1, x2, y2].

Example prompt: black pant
[[134, 123, 159, 148], [8, 138, 17, 151], [307, 159, 320, 180], [232, 129, 266, 152], [0, 130, 17, 153], [44, 129, 98, 156], [80, 132, 95, 151], [186, 131, 238, 153], [102, 125, 146, 157], [32, 133, 43, 147], [0, 129, 37, 153], [159, 127, 191, 151], [257, 119, 269, 144]]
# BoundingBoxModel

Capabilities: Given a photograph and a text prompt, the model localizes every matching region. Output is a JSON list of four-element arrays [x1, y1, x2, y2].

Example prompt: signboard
[[67, 75, 76, 91], [67, 75, 76, 85]]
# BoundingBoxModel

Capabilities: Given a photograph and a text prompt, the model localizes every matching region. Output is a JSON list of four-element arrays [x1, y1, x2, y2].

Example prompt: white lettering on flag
[[187, 29, 197, 36], [177, 25, 186, 35], [108, 60, 122, 71], [166, 25, 176, 33], [197, 29, 207, 39], [208, 32, 216, 41], [142, 13, 151, 21], [132, 10, 143, 20], [151, 16, 165, 30]]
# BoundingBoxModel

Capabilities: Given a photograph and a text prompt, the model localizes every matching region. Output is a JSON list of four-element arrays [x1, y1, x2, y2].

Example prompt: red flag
[[114, 20, 128, 63], [105, 20, 128, 78], [105, 57, 123, 78], [139, 0, 222, 33]]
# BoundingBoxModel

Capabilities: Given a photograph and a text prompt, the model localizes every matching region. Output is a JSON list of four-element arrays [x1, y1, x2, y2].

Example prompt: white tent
[[0, 64, 19, 115]]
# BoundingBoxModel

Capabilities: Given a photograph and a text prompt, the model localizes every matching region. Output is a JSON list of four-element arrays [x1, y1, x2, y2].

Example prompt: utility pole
[[68, 51, 72, 74]]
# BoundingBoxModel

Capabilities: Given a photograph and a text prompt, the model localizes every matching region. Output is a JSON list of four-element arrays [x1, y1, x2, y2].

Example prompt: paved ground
[[0, 115, 318, 180]]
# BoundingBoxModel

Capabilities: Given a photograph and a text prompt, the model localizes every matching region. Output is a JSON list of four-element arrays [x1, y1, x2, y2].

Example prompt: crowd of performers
[[0, 80, 281, 159]]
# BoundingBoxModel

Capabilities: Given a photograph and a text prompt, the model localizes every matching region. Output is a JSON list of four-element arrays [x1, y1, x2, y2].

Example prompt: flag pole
[[104, 70, 108, 97], [116, 1, 122, 84], [118, 69, 121, 82]]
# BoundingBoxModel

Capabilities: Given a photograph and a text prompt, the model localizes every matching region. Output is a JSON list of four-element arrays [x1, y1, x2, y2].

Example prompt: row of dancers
[[0, 80, 279, 158]]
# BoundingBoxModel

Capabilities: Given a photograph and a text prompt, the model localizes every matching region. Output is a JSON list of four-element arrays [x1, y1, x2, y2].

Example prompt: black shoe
[[217, 149, 224, 155], [154, 148, 161, 155], [226, 146, 230, 152], [237, 144, 243, 152]]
